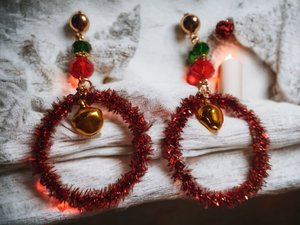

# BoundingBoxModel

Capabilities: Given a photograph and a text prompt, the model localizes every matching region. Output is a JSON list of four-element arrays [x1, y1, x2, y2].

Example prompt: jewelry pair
[[31, 12, 270, 212]]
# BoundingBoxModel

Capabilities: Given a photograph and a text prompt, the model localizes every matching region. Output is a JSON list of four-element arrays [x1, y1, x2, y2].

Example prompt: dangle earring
[[30, 12, 152, 213], [162, 14, 271, 208], [181, 14, 223, 132]]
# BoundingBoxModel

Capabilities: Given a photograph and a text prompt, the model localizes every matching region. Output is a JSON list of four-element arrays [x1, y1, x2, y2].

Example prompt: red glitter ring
[[31, 90, 152, 212], [162, 92, 270, 208]]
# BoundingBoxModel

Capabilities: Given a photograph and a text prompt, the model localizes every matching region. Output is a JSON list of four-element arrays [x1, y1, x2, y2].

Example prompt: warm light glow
[[69, 76, 78, 89], [187, 75, 198, 85], [36, 179, 79, 213], [57, 201, 79, 213], [36, 180, 49, 198], [225, 54, 233, 60], [183, 65, 193, 84]]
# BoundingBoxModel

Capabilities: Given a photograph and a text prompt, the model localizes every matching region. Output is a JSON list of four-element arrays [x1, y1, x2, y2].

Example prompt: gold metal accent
[[75, 51, 90, 59], [190, 33, 198, 39], [196, 104, 223, 132], [191, 34, 199, 45], [71, 77, 103, 136], [72, 99, 104, 136], [193, 54, 205, 62], [69, 11, 90, 34], [199, 79, 210, 98], [77, 76, 94, 97], [76, 33, 85, 41], [180, 13, 201, 35]]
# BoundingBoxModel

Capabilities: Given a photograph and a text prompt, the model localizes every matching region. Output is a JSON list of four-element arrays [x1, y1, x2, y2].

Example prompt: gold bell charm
[[71, 78, 104, 136], [196, 104, 223, 132], [72, 98, 104, 136], [196, 79, 224, 132]]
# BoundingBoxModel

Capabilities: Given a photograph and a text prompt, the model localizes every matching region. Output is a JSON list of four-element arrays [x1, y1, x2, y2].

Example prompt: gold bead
[[72, 99, 104, 135], [69, 11, 90, 33], [180, 13, 200, 34], [191, 35, 200, 45], [196, 104, 223, 132], [76, 33, 85, 41]]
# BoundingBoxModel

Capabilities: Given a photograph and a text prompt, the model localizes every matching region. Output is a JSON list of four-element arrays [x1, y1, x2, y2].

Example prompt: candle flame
[[225, 54, 233, 60]]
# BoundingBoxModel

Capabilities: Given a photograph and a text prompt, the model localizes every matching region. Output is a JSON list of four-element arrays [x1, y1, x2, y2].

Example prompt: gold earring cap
[[180, 13, 200, 34], [69, 11, 90, 33]]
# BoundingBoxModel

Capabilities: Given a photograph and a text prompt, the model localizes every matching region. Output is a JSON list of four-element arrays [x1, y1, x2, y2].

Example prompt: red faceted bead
[[215, 20, 234, 40], [190, 59, 215, 80], [69, 57, 94, 79]]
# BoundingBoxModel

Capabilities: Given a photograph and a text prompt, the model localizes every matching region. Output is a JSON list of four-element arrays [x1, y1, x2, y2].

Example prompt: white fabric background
[[1, 0, 300, 224]]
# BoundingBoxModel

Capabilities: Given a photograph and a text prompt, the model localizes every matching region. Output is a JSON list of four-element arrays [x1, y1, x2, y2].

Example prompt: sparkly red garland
[[162, 92, 270, 208], [31, 89, 152, 212]]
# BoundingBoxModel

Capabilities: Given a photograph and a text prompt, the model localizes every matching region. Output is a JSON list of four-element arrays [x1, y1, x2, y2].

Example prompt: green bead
[[192, 42, 209, 55], [189, 51, 195, 62], [73, 41, 91, 54]]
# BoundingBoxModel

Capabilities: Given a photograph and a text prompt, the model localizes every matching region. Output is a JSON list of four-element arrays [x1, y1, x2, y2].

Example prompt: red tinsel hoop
[[162, 92, 270, 208], [31, 89, 152, 212]]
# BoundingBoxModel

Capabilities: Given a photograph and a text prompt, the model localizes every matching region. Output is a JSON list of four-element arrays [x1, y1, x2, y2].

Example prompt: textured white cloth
[[1, 0, 300, 224]]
